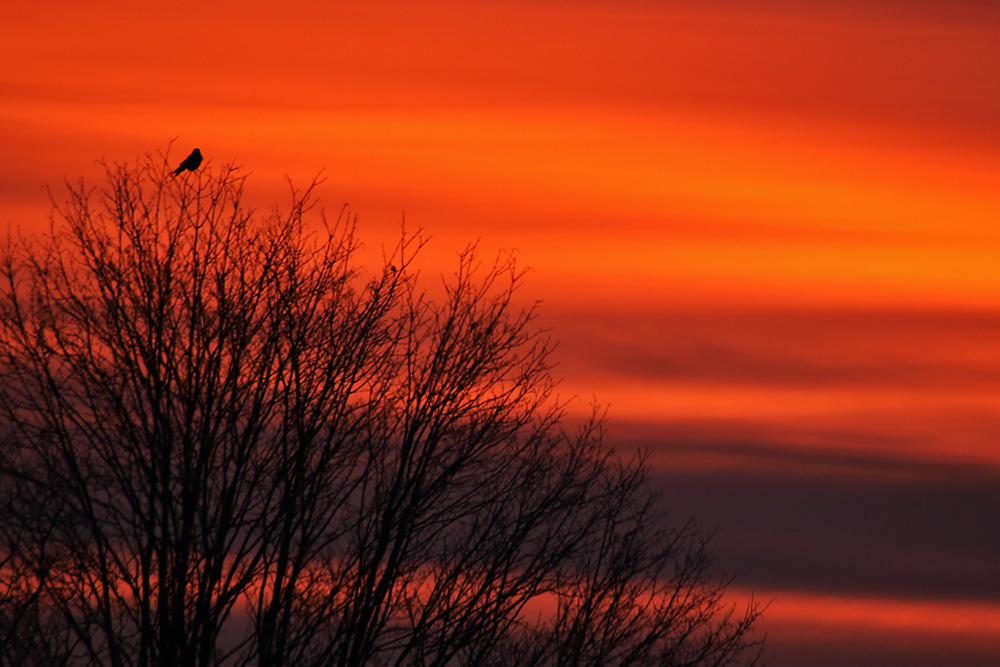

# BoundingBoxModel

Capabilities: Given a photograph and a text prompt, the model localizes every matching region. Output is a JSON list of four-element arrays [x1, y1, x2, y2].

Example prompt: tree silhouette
[[0, 153, 765, 667]]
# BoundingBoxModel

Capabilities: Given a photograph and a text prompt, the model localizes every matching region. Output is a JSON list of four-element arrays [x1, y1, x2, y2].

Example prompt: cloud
[[608, 428, 1000, 603], [757, 587, 1000, 667], [552, 307, 1000, 387]]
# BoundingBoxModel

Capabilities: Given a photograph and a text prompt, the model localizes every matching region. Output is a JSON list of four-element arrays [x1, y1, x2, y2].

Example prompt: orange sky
[[3, 1, 1000, 665], [4, 2, 1000, 308]]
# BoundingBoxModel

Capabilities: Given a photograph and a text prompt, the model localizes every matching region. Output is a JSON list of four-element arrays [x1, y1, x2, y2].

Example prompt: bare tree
[[0, 153, 765, 667], [1, 439, 79, 667]]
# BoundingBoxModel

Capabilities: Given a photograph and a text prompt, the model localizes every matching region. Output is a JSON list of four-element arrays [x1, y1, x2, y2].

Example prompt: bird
[[172, 148, 203, 176]]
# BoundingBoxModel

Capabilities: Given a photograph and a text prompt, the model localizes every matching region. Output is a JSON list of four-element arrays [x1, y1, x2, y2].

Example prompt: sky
[[3, 1, 1000, 664]]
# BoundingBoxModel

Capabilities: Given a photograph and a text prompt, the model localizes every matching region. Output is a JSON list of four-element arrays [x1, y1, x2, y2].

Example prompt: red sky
[[3, 1, 1000, 664]]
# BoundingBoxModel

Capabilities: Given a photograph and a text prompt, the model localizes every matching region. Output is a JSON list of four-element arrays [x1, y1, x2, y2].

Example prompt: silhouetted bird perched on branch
[[172, 148, 203, 176]]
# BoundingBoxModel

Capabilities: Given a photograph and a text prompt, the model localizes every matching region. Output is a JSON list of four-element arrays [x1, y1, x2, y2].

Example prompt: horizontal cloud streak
[[554, 307, 1000, 461], [757, 588, 1000, 667], [643, 444, 1000, 601], [553, 308, 1000, 388]]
